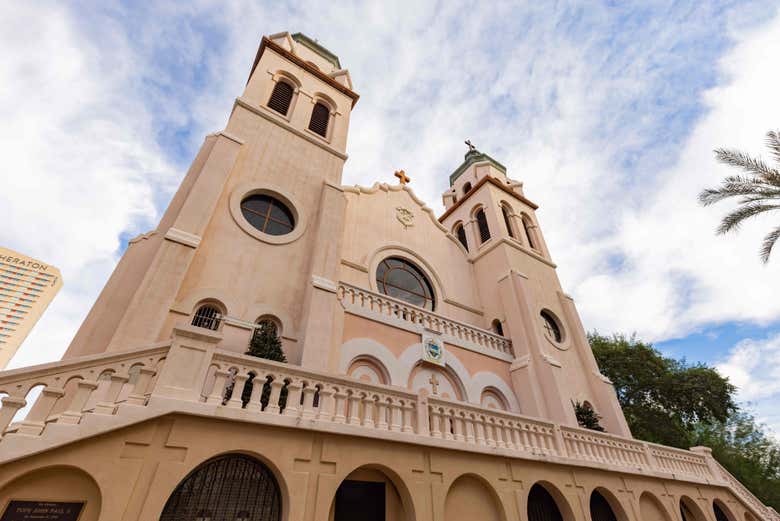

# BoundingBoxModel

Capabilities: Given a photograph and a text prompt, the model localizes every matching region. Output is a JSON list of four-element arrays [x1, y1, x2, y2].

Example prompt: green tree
[[246, 321, 287, 362], [573, 400, 605, 431], [699, 130, 780, 263], [693, 411, 780, 509], [588, 332, 736, 448]]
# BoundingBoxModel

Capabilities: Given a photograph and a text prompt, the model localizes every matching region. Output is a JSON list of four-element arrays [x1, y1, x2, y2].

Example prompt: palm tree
[[699, 130, 780, 263]]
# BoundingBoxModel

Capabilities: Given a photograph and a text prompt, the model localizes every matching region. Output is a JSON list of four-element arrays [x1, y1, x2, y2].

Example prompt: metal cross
[[542, 318, 555, 338], [394, 169, 410, 185], [428, 374, 440, 395], [465, 139, 476, 152]]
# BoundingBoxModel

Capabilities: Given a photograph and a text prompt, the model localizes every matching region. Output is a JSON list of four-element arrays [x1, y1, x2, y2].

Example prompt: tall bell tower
[[65, 32, 359, 367], [439, 145, 630, 436]]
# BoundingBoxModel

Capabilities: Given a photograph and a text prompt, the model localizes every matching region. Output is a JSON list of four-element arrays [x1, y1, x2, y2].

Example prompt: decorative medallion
[[396, 207, 414, 229], [421, 332, 445, 366]]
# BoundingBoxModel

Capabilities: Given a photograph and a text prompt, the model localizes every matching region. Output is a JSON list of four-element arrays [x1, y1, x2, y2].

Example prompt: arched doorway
[[159, 454, 282, 521], [713, 501, 733, 521], [639, 492, 671, 521], [444, 474, 502, 521], [528, 483, 564, 521], [590, 490, 618, 521], [330, 466, 412, 521], [680, 496, 706, 521]]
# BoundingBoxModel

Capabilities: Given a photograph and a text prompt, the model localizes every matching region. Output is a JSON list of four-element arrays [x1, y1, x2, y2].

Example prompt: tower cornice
[[438, 175, 539, 223]]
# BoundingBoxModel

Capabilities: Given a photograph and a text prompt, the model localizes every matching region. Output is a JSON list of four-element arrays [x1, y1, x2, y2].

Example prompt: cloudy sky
[[2, 1, 779, 431]]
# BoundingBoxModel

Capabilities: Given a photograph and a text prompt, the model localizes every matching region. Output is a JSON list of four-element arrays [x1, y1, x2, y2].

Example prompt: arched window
[[590, 491, 618, 521], [540, 310, 562, 343], [252, 318, 279, 343], [475, 208, 491, 243], [192, 304, 221, 330], [463, 182, 472, 194], [160, 454, 282, 521], [491, 319, 504, 336], [454, 223, 468, 251], [522, 215, 538, 250], [308, 102, 330, 137], [267, 81, 294, 115], [376, 257, 435, 310], [713, 503, 731, 521], [527, 484, 564, 521], [502, 205, 515, 238], [240, 194, 295, 236]]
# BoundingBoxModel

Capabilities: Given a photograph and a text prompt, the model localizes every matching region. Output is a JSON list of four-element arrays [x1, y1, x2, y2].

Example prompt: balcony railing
[[0, 335, 776, 521], [337, 282, 514, 360]]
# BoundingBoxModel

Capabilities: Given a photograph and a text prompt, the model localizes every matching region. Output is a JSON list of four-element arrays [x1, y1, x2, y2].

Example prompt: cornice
[[439, 175, 539, 223]]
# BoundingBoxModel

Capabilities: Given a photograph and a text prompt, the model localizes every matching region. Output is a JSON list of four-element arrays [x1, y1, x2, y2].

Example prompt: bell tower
[[65, 32, 359, 368], [439, 144, 630, 436]]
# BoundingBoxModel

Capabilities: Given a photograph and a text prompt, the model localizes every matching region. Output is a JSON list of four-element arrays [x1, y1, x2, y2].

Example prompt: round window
[[376, 257, 435, 310], [240, 194, 295, 236], [540, 310, 563, 343]]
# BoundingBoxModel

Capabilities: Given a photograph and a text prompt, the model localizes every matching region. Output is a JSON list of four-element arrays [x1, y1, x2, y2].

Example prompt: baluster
[[347, 392, 361, 424], [17, 386, 65, 436], [94, 373, 131, 414], [0, 396, 27, 434], [453, 414, 465, 442], [361, 395, 375, 428], [265, 377, 285, 414], [464, 414, 476, 444], [519, 425, 530, 449], [429, 408, 442, 438], [332, 389, 347, 423], [376, 400, 389, 430], [246, 374, 266, 413], [227, 373, 249, 409], [59, 379, 100, 424], [207, 370, 231, 405], [283, 380, 303, 417], [475, 416, 487, 446], [301, 384, 317, 419], [485, 419, 497, 447], [503, 423, 514, 449], [511, 423, 523, 450], [316, 386, 335, 422], [402, 403, 415, 433], [389, 401, 402, 431], [443, 411, 453, 441], [126, 367, 156, 406]]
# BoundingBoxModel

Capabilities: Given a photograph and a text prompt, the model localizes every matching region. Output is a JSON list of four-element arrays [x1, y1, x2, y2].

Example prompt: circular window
[[376, 257, 435, 310], [540, 310, 563, 343], [240, 194, 295, 236]]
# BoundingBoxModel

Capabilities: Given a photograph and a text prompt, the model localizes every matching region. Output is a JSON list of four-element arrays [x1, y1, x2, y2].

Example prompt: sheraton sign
[[0, 255, 49, 272]]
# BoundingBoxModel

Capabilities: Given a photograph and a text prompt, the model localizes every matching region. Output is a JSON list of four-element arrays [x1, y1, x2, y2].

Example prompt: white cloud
[[0, 2, 177, 368], [717, 333, 780, 433]]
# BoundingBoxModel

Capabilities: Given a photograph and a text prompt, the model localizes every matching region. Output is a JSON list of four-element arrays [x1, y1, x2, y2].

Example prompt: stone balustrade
[[337, 282, 514, 360], [0, 341, 776, 521], [0, 344, 169, 438]]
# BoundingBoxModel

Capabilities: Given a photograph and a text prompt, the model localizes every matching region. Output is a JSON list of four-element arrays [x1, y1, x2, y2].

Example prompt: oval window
[[540, 310, 563, 343], [240, 194, 295, 236], [376, 257, 435, 310]]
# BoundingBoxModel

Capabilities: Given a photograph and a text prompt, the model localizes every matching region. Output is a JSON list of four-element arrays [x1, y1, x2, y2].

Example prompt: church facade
[[0, 31, 775, 521]]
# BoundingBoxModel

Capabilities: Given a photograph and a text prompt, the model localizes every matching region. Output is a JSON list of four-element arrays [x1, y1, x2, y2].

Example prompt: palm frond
[[698, 184, 780, 206], [715, 148, 780, 184], [766, 130, 780, 165], [759, 225, 780, 263], [716, 203, 780, 235]]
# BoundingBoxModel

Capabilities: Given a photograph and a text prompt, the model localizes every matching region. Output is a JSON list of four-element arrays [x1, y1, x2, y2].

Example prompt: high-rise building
[[0, 31, 775, 521], [0, 246, 62, 368]]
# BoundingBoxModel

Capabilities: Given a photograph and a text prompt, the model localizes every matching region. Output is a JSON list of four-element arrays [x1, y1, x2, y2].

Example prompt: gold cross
[[394, 169, 410, 185], [428, 373, 440, 395]]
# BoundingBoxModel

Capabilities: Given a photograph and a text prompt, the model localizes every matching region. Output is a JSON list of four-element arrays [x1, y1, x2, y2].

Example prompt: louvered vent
[[267, 82, 294, 115], [456, 225, 469, 251], [308, 102, 330, 137], [476, 209, 491, 243]]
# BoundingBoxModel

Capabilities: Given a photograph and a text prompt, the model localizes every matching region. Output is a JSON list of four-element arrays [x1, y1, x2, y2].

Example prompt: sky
[[1, 1, 779, 432]]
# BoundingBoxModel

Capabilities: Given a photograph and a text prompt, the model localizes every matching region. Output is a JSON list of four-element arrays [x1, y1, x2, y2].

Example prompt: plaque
[[0, 501, 84, 521], [421, 331, 445, 366]]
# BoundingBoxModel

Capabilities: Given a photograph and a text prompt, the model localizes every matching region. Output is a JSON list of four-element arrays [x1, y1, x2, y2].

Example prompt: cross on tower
[[394, 169, 410, 185], [428, 374, 440, 395], [465, 139, 476, 152]]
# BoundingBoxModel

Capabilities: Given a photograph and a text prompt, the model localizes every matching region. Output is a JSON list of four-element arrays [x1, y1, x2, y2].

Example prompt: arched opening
[[522, 214, 538, 250], [590, 490, 619, 521], [159, 453, 282, 521], [491, 319, 504, 336], [454, 222, 469, 252], [480, 387, 508, 411], [713, 501, 734, 521], [267, 80, 294, 115], [475, 208, 491, 243], [463, 182, 472, 194], [375, 256, 435, 311], [501, 204, 515, 238], [639, 492, 671, 521], [445, 474, 502, 521], [408, 363, 465, 401], [191, 301, 223, 331], [331, 466, 413, 521], [679, 496, 707, 521], [347, 356, 390, 385], [308, 101, 331, 138], [0, 466, 102, 521], [527, 483, 568, 521]]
